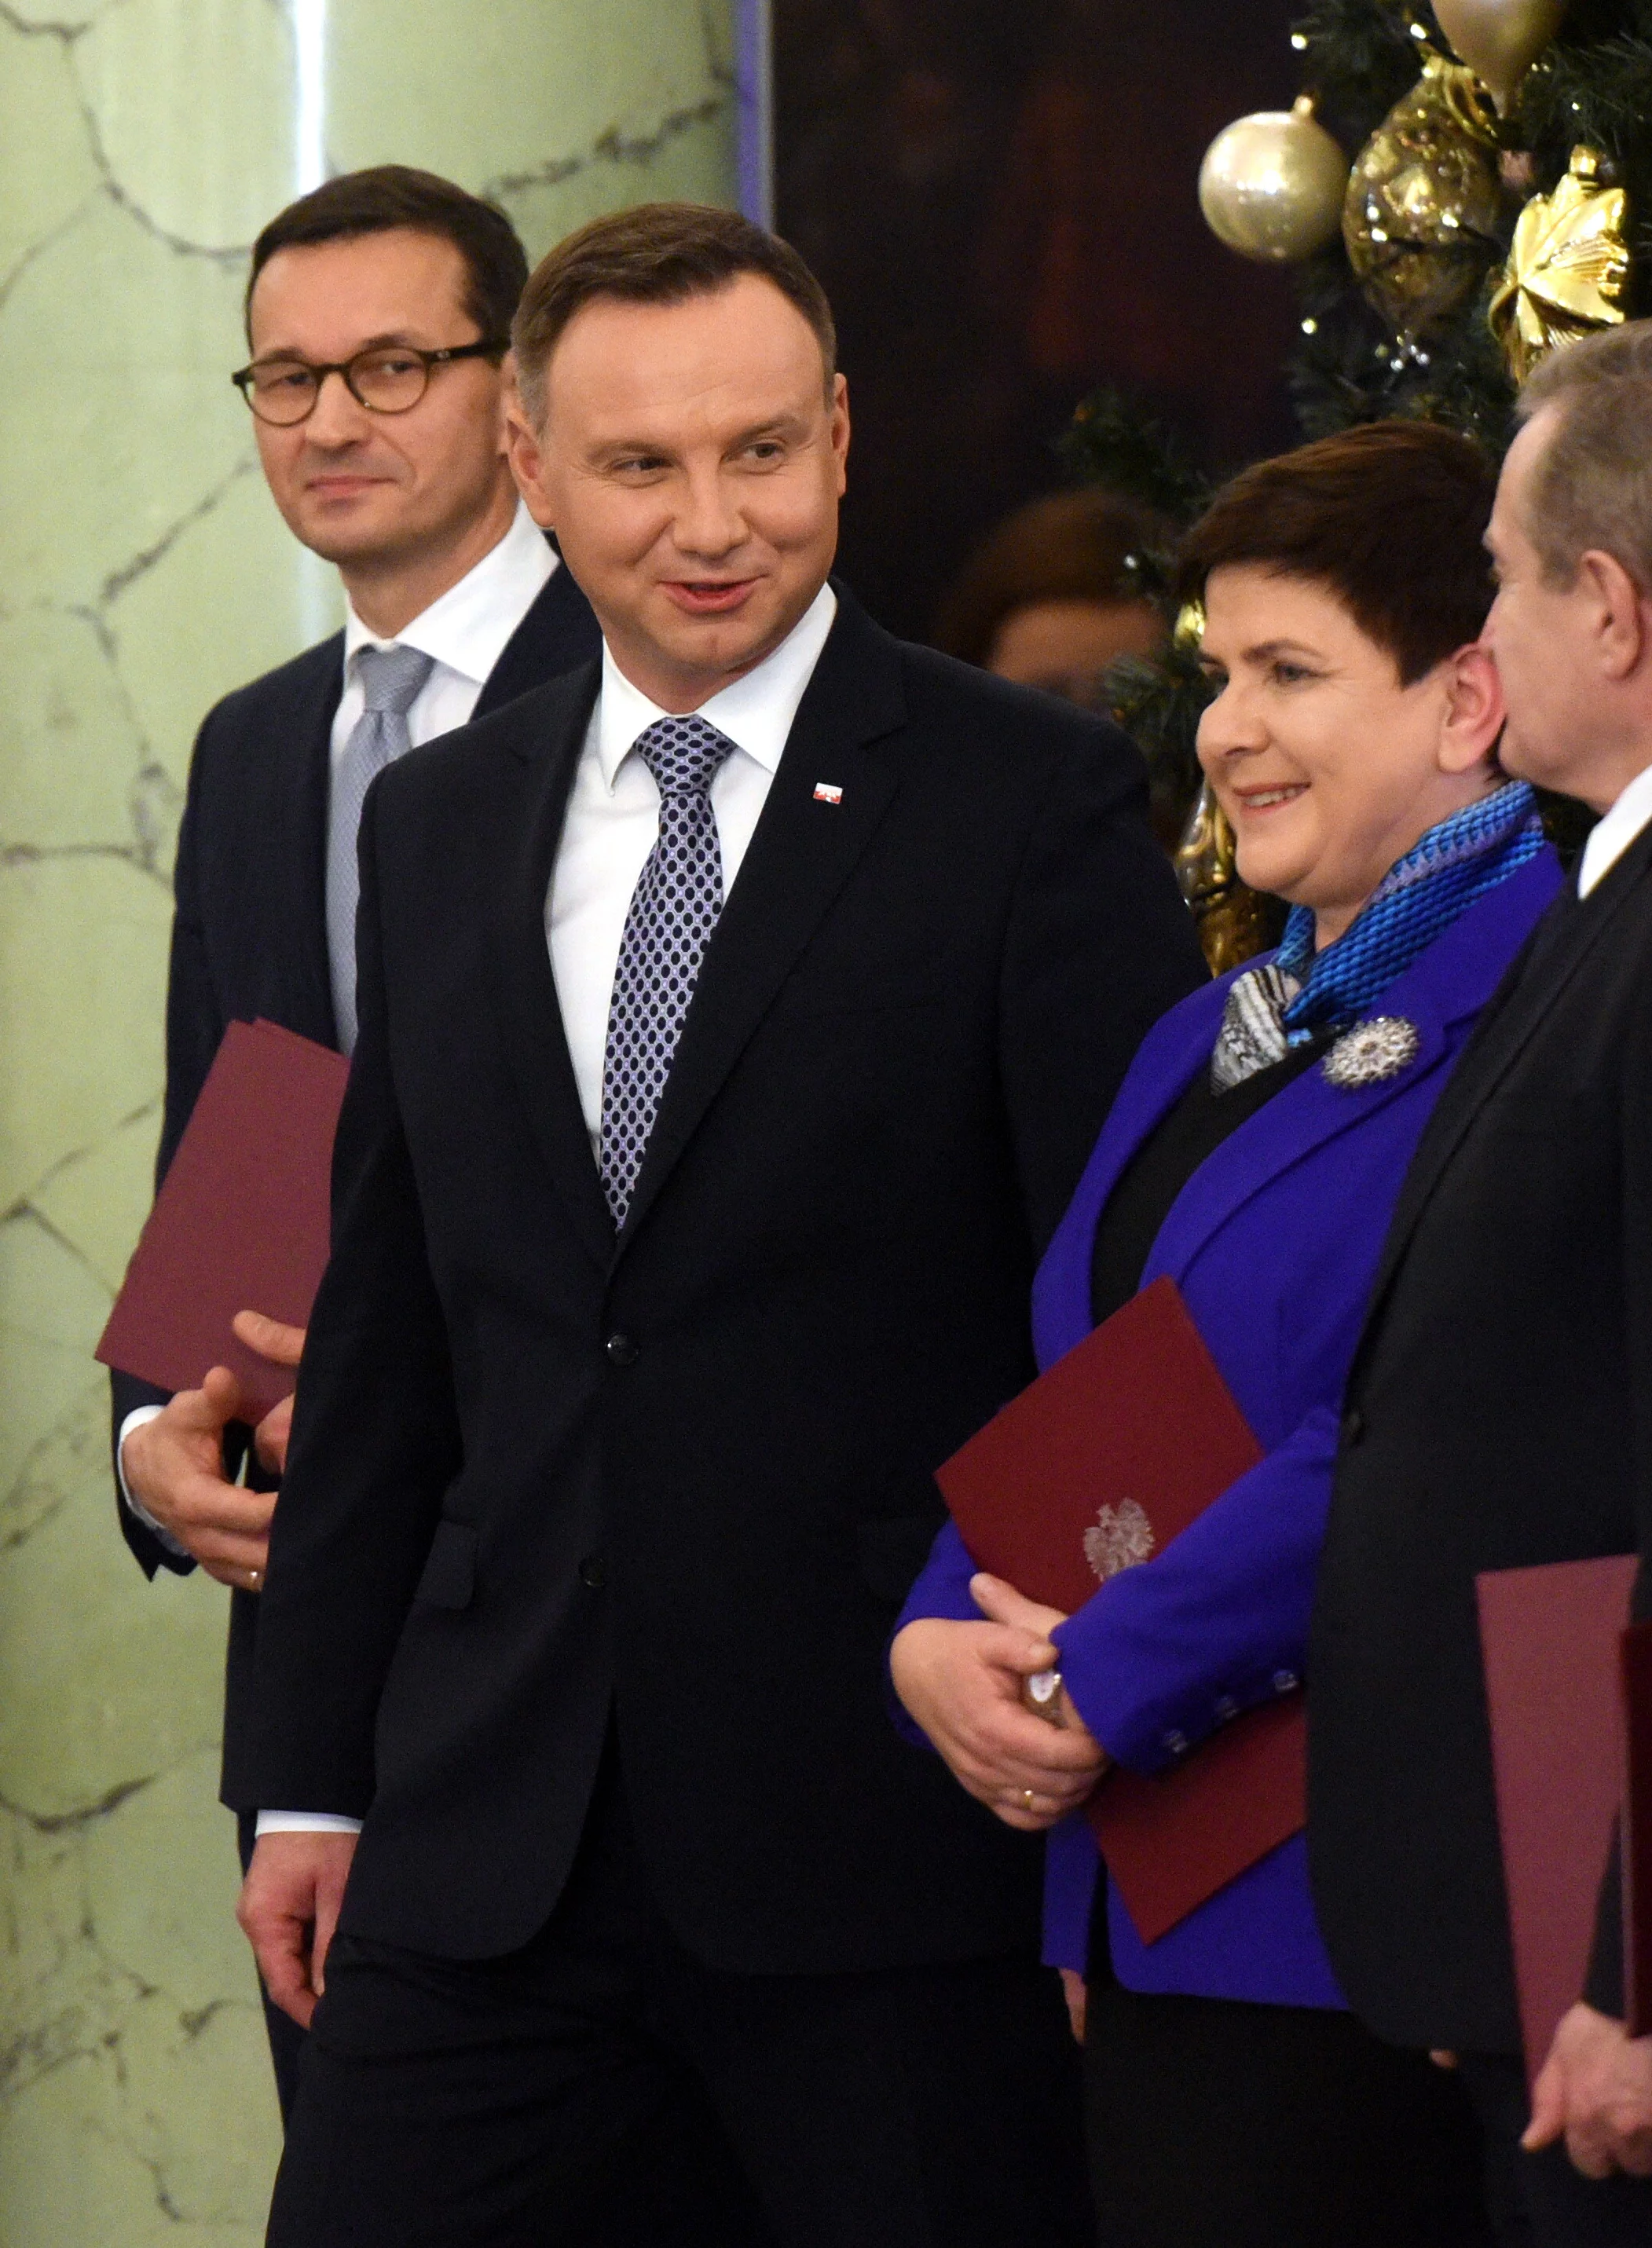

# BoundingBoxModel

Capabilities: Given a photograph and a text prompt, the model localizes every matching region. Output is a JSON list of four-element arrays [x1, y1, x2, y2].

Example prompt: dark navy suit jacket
[[899, 845, 1562, 2006]]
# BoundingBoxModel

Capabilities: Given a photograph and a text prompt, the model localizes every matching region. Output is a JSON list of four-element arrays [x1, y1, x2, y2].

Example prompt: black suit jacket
[[233, 591, 1207, 1972], [110, 560, 600, 1763], [1310, 825, 1652, 2054]]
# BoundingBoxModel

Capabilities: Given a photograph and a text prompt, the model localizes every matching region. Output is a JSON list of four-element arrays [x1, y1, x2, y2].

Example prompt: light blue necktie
[[326, 643, 434, 1053]]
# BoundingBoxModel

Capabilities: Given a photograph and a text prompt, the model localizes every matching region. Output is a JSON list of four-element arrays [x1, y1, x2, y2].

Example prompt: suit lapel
[[1368, 840, 1643, 1314], [283, 635, 344, 1046], [488, 662, 616, 1272], [613, 602, 906, 1257], [474, 557, 602, 719]]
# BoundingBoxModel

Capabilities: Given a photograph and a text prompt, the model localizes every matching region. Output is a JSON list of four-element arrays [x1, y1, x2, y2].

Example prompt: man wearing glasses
[[109, 164, 599, 2114]]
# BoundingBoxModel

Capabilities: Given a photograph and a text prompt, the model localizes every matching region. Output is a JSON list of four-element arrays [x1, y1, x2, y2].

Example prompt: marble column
[[0, 5, 735, 2236]]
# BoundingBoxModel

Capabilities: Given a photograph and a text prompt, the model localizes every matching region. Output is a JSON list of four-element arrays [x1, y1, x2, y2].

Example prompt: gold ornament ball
[[1200, 97, 1348, 263], [1342, 55, 1504, 336], [1434, 0, 1567, 112]]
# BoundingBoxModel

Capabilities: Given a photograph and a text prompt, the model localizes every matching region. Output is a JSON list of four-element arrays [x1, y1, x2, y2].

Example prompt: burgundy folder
[[934, 1275, 1306, 1944], [1477, 1554, 1638, 2079], [1621, 1619, 1652, 2037], [97, 1020, 348, 1422]]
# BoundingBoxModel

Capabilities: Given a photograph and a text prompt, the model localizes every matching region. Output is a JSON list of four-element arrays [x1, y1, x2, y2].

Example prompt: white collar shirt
[[547, 580, 839, 1151], [1577, 758, 1652, 898], [332, 499, 555, 763]]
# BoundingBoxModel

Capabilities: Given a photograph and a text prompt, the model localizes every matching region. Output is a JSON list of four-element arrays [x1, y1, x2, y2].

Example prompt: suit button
[[604, 1333, 639, 1367], [1214, 1696, 1238, 1723], [1341, 1406, 1365, 1446], [1162, 1730, 1189, 1758], [1273, 1669, 1299, 1694], [579, 1555, 607, 1590]]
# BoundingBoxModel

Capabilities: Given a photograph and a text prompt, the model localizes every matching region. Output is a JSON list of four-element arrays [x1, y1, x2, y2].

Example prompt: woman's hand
[[890, 1578, 1107, 1830]]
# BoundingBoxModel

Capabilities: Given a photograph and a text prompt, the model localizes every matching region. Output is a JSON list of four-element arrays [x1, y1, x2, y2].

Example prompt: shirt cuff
[[255, 1811, 365, 1837], [118, 1406, 192, 1560]]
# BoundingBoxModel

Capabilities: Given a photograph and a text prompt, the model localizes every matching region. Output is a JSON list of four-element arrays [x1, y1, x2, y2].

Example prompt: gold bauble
[[1342, 54, 1504, 335], [1489, 145, 1630, 381], [1434, 0, 1567, 112], [1174, 783, 1278, 977], [1199, 97, 1348, 263]]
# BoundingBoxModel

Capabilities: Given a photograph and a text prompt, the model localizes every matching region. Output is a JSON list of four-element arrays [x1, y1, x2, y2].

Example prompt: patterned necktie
[[599, 712, 738, 1226], [327, 643, 434, 1053]]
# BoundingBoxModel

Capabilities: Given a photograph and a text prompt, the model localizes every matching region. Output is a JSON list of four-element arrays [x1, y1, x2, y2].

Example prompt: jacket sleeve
[[1051, 1403, 1341, 1778], [998, 727, 1207, 1254], [109, 711, 230, 1580], [225, 773, 460, 1817]]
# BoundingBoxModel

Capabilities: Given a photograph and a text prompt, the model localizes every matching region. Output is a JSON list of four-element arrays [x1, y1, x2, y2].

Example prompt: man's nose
[[673, 468, 745, 558], [304, 368, 373, 448]]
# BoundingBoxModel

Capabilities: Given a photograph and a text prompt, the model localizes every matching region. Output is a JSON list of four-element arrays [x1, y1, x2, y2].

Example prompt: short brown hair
[[933, 489, 1170, 665], [247, 166, 528, 347], [1178, 421, 1499, 683], [1517, 321, 1652, 595], [511, 203, 836, 423]]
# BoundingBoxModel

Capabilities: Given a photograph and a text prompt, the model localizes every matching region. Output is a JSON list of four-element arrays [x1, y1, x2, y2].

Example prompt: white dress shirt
[[258, 581, 839, 1836], [1577, 757, 1652, 897], [119, 504, 557, 1551]]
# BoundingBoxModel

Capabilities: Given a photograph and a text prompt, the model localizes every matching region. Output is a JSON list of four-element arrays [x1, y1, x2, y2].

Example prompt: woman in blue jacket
[[892, 422, 1562, 2247]]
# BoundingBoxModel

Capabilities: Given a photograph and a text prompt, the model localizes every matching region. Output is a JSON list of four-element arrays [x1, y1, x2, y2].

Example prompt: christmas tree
[[1076, 0, 1646, 961]]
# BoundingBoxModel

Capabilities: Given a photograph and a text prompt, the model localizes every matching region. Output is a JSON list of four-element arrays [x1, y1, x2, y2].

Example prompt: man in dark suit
[[110, 166, 600, 2112], [233, 203, 1205, 2244], [1311, 323, 1652, 2244]]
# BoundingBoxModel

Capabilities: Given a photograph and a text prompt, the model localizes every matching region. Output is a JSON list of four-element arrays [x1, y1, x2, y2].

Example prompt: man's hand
[[1059, 1968, 1088, 2044], [232, 1310, 306, 1477], [1526, 2001, 1652, 2178], [121, 1312, 306, 1590], [237, 1829, 358, 2030], [890, 1573, 1107, 1831]]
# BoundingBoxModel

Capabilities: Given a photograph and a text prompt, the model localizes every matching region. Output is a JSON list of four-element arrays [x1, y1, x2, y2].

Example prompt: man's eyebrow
[[251, 329, 440, 361]]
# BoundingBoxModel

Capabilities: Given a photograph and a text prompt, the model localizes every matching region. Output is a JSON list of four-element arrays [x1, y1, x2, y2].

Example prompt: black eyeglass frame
[[230, 337, 511, 423]]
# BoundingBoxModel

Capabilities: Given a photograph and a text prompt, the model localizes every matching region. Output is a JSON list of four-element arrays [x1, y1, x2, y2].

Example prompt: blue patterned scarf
[[1211, 780, 1546, 1091]]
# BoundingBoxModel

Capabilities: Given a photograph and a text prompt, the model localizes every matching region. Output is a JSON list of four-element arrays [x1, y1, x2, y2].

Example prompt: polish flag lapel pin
[[812, 782, 844, 805]]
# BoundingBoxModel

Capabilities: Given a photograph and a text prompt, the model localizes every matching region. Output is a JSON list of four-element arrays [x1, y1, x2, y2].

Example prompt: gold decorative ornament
[[1199, 97, 1349, 263], [1489, 146, 1630, 382], [1434, 0, 1567, 112], [1342, 53, 1504, 336], [1175, 782, 1279, 977]]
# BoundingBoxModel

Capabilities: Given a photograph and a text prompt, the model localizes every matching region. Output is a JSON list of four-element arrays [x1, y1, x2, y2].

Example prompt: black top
[[1090, 1036, 1328, 1327]]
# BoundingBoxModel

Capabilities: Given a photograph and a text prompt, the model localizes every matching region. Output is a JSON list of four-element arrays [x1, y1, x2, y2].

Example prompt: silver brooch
[[1083, 1499, 1156, 1583], [1322, 1016, 1421, 1090]]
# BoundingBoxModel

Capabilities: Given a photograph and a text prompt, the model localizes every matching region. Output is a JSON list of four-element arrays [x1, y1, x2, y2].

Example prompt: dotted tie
[[599, 713, 738, 1225], [326, 643, 435, 1054]]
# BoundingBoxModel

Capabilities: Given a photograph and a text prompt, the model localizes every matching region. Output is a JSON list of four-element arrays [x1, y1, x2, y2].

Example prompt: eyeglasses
[[231, 338, 509, 426]]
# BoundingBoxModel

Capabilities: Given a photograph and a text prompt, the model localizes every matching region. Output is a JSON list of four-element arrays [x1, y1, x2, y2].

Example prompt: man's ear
[[504, 383, 555, 528], [1438, 640, 1507, 775], [1578, 549, 1652, 684]]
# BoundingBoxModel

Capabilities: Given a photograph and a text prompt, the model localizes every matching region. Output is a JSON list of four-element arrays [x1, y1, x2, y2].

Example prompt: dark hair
[[1177, 421, 1499, 683], [512, 203, 836, 421], [246, 166, 528, 346], [933, 488, 1169, 665]]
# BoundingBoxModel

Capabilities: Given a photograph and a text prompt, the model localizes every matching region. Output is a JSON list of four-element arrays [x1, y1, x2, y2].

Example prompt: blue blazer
[[897, 848, 1562, 2007]]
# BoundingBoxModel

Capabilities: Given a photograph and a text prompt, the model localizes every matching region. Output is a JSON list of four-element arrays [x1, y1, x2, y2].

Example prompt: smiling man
[[109, 165, 599, 2116], [231, 203, 1204, 2246]]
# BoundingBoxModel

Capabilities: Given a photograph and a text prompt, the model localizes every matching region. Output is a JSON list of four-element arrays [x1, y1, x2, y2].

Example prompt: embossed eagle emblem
[[1083, 1499, 1156, 1583]]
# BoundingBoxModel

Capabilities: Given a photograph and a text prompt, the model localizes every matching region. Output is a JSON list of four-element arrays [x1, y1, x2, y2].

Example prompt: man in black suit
[[233, 203, 1206, 2245], [111, 166, 600, 2112], [1312, 323, 1652, 2244]]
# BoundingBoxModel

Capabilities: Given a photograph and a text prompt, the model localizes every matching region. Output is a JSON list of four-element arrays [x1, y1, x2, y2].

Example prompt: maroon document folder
[[934, 1275, 1306, 1944], [97, 1020, 348, 1422], [1621, 1619, 1652, 2037], [1478, 1554, 1638, 2080]]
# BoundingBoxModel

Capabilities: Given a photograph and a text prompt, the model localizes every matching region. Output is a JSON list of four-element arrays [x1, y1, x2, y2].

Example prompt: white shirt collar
[[1577, 756, 1652, 897], [342, 500, 555, 685], [596, 582, 839, 791]]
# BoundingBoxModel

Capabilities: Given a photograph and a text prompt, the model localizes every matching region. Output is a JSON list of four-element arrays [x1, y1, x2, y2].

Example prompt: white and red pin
[[812, 782, 844, 805]]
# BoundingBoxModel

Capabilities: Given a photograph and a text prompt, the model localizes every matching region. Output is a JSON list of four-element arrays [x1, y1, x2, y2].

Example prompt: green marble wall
[[0, 5, 737, 2236]]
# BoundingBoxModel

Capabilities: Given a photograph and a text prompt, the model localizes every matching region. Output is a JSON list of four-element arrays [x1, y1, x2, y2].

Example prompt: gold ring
[[247, 1569, 262, 1587], [1022, 1788, 1035, 1811]]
